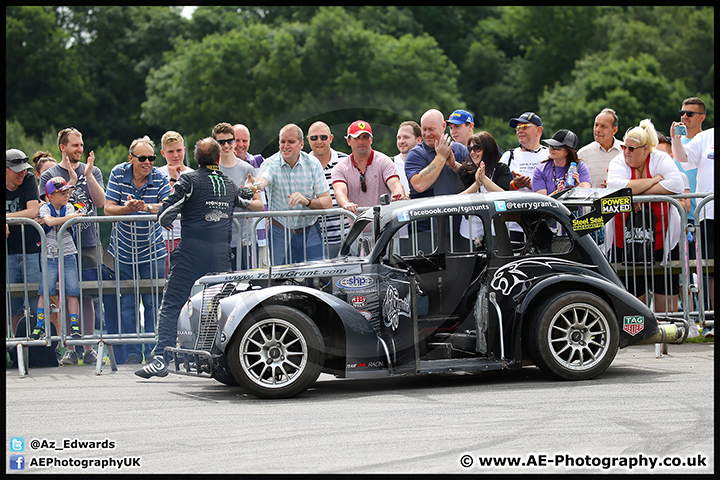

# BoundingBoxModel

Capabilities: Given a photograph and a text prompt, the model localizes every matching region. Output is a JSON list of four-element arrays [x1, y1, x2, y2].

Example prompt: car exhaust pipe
[[634, 323, 684, 345]]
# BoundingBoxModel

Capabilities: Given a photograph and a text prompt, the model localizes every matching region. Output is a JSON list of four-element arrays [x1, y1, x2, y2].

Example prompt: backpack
[[42, 204, 76, 241]]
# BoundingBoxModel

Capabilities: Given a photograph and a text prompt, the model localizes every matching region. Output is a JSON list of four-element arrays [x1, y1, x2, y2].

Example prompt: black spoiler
[[551, 187, 633, 237]]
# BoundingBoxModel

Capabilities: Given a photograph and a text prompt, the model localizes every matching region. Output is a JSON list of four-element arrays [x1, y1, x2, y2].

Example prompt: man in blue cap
[[446, 109, 475, 148]]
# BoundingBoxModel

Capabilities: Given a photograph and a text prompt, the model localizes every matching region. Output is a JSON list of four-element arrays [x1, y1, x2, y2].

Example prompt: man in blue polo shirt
[[104, 135, 171, 364], [405, 108, 469, 199]]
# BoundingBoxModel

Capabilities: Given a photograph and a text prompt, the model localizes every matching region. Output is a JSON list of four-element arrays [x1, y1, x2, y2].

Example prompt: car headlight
[[186, 299, 194, 317], [216, 304, 223, 322]]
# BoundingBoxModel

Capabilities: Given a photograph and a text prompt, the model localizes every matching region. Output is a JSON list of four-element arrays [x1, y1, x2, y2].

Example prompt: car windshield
[[339, 217, 374, 257]]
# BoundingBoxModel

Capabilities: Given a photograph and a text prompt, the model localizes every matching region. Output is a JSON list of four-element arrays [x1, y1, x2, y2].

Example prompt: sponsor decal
[[220, 267, 353, 282], [397, 210, 410, 222], [205, 210, 228, 222], [572, 215, 605, 231], [337, 275, 375, 289], [490, 258, 581, 296], [382, 285, 410, 330], [494, 201, 507, 212], [346, 361, 385, 369], [600, 196, 632, 214], [351, 295, 366, 308], [358, 310, 372, 320], [623, 316, 645, 336]]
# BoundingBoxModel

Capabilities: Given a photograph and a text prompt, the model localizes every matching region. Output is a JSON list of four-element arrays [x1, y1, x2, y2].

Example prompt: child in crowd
[[31, 178, 85, 364]]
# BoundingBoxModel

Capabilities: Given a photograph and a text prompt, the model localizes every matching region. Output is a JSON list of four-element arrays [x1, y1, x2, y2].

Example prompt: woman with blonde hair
[[605, 119, 685, 312]]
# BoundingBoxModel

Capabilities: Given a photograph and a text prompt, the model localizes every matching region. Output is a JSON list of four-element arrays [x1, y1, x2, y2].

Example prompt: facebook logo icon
[[10, 455, 25, 470]]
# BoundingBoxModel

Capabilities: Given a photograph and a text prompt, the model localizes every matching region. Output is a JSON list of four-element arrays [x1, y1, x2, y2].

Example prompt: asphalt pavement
[[5, 342, 714, 474]]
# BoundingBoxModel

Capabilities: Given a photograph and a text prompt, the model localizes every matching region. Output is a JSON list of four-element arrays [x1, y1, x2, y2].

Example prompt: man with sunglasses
[[331, 120, 405, 215], [307, 121, 349, 258], [212, 123, 264, 270], [104, 135, 171, 364], [674, 98, 705, 238], [499, 112, 549, 192], [39, 127, 106, 365]]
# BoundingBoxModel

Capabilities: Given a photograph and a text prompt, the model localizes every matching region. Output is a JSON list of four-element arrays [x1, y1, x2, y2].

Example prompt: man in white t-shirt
[[499, 111, 549, 192], [157, 131, 193, 275], [671, 125, 715, 336]]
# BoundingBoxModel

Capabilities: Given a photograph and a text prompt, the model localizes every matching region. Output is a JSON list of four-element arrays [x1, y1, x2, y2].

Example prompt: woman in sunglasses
[[458, 131, 512, 194], [533, 129, 591, 195], [604, 119, 685, 311]]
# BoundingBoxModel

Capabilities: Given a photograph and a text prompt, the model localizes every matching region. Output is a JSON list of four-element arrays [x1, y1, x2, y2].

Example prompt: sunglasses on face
[[679, 110, 701, 118], [468, 144, 483, 153], [515, 124, 535, 131], [621, 144, 646, 152], [131, 153, 156, 163], [360, 172, 367, 193], [216, 138, 236, 146], [550, 145, 565, 151], [309, 135, 329, 141]]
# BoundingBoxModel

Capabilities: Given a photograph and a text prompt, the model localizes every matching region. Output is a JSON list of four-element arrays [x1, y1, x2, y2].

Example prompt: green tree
[[6, 6, 93, 139], [538, 53, 690, 145]]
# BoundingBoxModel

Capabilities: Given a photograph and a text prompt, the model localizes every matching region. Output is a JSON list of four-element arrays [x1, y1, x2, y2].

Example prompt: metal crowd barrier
[[6, 193, 714, 374]]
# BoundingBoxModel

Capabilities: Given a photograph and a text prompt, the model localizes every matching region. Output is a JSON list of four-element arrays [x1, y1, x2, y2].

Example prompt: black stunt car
[[167, 188, 682, 398]]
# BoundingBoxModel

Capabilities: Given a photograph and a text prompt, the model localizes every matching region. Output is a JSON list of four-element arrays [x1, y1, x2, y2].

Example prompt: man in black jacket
[[135, 137, 255, 378]]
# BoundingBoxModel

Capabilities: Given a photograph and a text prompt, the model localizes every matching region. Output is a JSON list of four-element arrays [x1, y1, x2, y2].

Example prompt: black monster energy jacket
[[157, 165, 253, 244]]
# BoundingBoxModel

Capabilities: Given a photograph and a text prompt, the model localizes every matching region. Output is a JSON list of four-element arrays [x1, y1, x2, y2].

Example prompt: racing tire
[[227, 305, 325, 398], [527, 291, 618, 381]]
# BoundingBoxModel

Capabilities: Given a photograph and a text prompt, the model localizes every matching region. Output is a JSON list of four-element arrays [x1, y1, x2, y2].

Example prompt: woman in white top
[[605, 119, 685, 312]]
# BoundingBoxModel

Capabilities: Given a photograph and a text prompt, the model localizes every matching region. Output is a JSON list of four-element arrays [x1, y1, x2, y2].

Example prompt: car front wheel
[[527, 291, 618, 380], [227, 305, 325, 398]]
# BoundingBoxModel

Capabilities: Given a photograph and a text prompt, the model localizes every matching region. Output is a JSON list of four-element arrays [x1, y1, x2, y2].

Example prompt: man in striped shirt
[[253, 124, 332, 265], [104, 135, 171, 364], [307, 121, 349, 258]]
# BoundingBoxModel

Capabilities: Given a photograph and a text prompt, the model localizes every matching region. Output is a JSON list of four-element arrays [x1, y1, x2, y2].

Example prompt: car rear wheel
[[227, 305, 325, 398], [527, 291, 618, 380]]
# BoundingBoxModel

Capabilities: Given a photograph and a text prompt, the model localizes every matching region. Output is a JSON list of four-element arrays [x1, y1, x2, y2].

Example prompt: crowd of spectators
[[5, 97, 715, 368]]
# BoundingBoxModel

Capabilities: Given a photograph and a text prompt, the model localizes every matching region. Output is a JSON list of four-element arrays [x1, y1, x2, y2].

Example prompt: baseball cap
[[543, 129, 579, 150], [509, 112, 543, 129], [447, 109, 474, 125], [45, 177, 74, 197], [346, 120, 373, 138], [6, 148, 32, 173]]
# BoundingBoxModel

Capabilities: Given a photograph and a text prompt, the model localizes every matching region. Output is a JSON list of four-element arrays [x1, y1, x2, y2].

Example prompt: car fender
[[217, 285, 387, 368], [511, 273, 659, 357]]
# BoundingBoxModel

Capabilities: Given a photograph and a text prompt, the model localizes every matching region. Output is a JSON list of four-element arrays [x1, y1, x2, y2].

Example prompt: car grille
[[195, 282, 237, 351]]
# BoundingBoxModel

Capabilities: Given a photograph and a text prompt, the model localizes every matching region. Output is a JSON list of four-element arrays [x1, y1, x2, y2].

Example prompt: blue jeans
[[270, 222, 323, 265], [7, 252, 40, 317], [105, 259, 165, 361], [38, 254, 80, 296]]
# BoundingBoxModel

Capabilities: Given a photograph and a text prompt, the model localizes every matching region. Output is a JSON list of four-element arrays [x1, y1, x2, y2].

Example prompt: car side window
[[491, 212, 572, 257]]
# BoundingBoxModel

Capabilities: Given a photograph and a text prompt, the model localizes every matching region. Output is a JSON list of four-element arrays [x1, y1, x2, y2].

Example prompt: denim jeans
[[38, 254, 80, 296], [7, 252, 40, 317], [105, 259, 165, 361], [269, 222, 323, 266]]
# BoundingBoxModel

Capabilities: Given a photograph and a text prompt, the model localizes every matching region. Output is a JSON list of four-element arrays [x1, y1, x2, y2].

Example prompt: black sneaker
[[135, 356, 169, 378], [30, 325, 45, 339]]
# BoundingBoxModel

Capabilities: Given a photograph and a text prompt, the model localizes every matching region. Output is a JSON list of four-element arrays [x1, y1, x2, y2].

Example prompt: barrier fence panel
[[6, 193, 713, 374]]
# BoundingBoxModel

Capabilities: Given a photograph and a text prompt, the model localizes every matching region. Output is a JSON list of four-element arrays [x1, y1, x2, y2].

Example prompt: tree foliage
[[6, 5, 714, 181]]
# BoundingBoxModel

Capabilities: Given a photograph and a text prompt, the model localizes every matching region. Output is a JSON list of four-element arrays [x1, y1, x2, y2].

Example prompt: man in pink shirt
[[331, 120, 405, 214]]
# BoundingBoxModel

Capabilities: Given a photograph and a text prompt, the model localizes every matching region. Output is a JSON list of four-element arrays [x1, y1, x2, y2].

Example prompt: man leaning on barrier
[[135, 137, 256, 379], [104, 136, 170, 364]]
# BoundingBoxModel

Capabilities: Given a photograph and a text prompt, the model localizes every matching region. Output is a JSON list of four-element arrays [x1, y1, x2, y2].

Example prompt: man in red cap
[[331, 120, 405, 214]]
